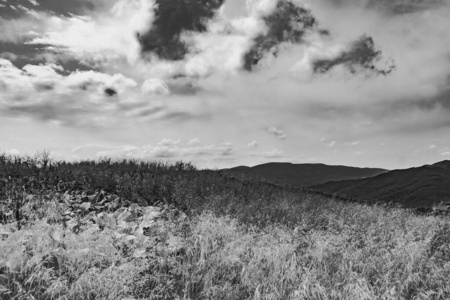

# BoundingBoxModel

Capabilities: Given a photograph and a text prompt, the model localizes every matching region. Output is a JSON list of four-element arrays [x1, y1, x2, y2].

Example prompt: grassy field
[[1, 153, 450, 299]]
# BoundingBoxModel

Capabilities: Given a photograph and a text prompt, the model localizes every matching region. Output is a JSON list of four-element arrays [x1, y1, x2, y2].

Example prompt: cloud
[[0, 148, 20, 155], [262, 148, 283, 158], [2, 0, 450, 169], [141, 78, 170, 94], [187, 138, 201, 146], [248, 140, 259, 149], [243, 0, 317, 71], [312, 35, 395, 75], [90, 140, 234, 160], [325, 141, 336, 147], [0, 59, 165, 126], [318, 0, 445, 15], [158, 138, 181, 146], [267, 126, 287, 140], [0, 0, 96, 19], [26, 0, 155, 66], [138, 0, 225, 61]]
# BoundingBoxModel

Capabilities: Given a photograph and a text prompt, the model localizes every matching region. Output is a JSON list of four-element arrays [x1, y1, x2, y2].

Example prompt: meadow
[[1, 153, 449, 300]]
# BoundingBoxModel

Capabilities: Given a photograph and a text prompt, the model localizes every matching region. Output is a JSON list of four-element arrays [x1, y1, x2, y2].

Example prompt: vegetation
[[1, 152, 450, 299]]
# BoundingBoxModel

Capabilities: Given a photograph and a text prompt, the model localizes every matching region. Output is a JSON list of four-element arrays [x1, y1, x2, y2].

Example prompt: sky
[[1, 0, 450, 169]]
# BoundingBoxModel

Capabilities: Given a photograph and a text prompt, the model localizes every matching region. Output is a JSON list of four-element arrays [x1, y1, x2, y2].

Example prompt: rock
[[98, 198, 109, 206], [49, 228, 64, 243], [95, 205, 106, 211], [142, 206, 161, 221], [79, 202, 91, 211], [117, 221, 138, 235], [67, 218, 80, 233], [117, 210, 133, 223], [114, 232, 125, 240], [125, 235, 137, 243], [81, 212, 96, 224], [130, 203, 141, 212], [112, 197, 121, 209], [135, 207, 162, 236], [133, 248, 147, 258], [113, 207, 127, 219]]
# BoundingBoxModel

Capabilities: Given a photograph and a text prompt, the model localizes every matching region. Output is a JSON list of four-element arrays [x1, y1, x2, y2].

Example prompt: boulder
[[135, 206, 162, 236]]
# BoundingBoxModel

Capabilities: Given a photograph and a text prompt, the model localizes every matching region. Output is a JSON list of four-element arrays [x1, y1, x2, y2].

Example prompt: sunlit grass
[[1, 196, 450, 299]]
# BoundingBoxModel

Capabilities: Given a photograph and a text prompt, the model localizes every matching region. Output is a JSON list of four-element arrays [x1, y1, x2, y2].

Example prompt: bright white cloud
[[27, 0, 154, 65], [141, 78, 170, 95]]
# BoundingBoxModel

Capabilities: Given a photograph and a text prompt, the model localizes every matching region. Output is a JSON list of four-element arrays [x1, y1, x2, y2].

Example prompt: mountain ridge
[[225, 162, 388, 187], [310, 160, 450, 209]]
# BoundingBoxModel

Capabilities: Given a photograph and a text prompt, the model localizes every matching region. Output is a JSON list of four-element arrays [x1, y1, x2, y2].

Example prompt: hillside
[[1, 154, 450, 299], [226, 162, 387, 187], [311, 160, 450, 209]]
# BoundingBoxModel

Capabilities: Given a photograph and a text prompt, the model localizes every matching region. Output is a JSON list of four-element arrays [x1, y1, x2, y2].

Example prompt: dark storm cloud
[[138, 0, 225, 61], [243, 0, 317, 71], [0, 0, 95, 19], [312, 36, 396, 76], [240, 0, 393, 76]]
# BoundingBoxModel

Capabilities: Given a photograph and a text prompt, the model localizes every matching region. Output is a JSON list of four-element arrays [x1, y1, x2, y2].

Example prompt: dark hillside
[[311, 160, 450, 209], [226, 162, 387, 187]]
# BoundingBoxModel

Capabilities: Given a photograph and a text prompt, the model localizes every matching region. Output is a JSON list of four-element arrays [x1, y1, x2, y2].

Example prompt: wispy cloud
[[73, 140, 234, 161], [267, 126, 287, 140], [262, 149, 284, 158]]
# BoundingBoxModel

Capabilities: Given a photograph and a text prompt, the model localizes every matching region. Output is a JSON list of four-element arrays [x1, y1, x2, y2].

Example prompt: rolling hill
[[310, 160, 450, 209], [226, 162, 387, 187]]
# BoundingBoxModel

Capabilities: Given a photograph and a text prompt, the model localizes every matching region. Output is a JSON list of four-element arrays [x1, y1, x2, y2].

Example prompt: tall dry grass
[[1, 195, 449, 300]]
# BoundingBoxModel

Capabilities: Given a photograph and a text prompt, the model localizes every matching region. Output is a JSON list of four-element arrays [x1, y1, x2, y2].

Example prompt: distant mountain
[[311, 160, 450, 209], [226, 162, 387, 187]]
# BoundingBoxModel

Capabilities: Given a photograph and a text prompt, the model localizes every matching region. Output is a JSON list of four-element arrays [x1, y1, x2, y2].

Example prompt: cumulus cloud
[[27, 0, 154, 66], [187, 138, 201, 146], [267, 126, 287, 140], [0, 59, 176, 126], [89, 140, 234, 160], [141, 78, 170, 94]]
